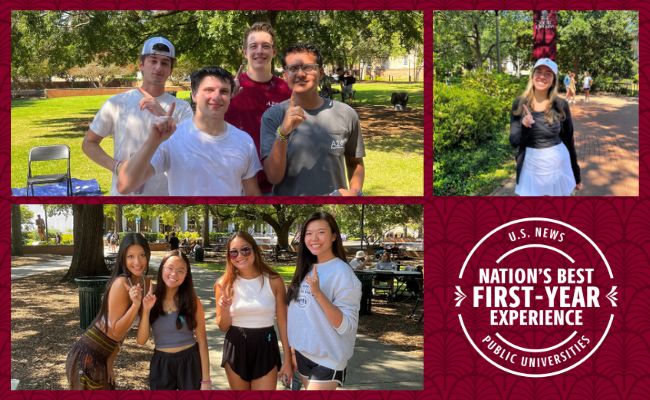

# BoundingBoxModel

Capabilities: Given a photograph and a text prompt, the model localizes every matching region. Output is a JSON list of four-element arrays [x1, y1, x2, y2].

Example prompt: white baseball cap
[[141, 37, 175, 59], [355, 251, 366, 258], [533, 58, 558, 76]]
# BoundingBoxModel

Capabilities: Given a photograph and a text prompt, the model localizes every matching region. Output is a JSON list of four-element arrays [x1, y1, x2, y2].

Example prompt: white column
[[151, 217, 160, 233], [122, 215, 127, 231], [209, 215, 213, 233], [182, 211, 188, 231]]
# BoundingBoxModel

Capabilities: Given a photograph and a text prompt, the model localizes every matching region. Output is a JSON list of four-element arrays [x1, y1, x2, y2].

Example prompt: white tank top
[[230, 274, 276, 328]]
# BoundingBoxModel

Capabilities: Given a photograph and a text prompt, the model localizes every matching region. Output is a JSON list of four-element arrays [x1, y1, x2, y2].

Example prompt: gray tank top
[[151, 311, 196, 349]]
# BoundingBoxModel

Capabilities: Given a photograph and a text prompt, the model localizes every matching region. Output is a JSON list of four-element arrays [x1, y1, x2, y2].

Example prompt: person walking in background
[[509, 58, 582, 196], [286, 211, 362, 390], [35, 214, 46, 242], [225, 22, 291, 195], [583, 71, 593, 103], [215, 232, 292, 390], [567, 71, 577, 104], [137, 250, 211, 390], [169, 232, 180, 251]]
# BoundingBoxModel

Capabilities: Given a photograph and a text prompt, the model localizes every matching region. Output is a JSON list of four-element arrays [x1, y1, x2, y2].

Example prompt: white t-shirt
[[150, 119, 262, 196], [583, 76, 592, 89], [89, 89, 193, 196]]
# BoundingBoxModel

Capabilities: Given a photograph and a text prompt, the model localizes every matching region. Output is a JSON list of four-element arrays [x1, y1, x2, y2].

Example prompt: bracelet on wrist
[[276, 126, 289, 142], [113, 160, 122, 176]]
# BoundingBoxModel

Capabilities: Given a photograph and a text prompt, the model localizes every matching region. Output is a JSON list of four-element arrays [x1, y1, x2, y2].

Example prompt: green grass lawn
[[355, 82, 423, 196], [194, 261, 296, 284], [352, 81, 423, 107], [11, 83, 422, 195]]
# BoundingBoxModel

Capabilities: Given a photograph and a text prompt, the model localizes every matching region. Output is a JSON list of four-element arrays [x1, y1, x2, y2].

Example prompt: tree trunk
[[202, 205, 210, 246], [63, 204, 108, 281], [115, 205, 123, 232], [11, 204, 23, 256], [43, 205, 49, 244]]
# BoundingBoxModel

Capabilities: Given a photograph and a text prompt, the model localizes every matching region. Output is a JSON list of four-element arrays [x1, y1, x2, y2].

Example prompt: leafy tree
[[557, 11, 637, 79], [68, 61, 136, 87], [12, 10, 423, 81]]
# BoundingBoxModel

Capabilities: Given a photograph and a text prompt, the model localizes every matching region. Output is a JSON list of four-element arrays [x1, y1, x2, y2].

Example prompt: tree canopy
[[12, 10, 422, 83], [434, 10, 637, 80]]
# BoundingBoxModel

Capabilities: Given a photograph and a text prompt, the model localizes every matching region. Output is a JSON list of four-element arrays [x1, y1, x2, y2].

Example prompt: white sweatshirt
[[287, 257, 362, 370]]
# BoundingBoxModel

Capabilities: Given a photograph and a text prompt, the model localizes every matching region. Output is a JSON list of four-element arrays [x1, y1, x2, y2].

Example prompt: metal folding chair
[[26, 144, 72, 196]]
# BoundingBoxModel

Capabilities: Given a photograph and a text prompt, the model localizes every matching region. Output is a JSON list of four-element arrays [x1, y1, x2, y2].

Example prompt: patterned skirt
[[65, 325, 119, 390]]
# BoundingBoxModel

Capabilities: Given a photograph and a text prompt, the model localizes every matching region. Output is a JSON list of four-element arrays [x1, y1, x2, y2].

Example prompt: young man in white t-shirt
[[82, 37, 193, 195], [116, 66, 262, 196]]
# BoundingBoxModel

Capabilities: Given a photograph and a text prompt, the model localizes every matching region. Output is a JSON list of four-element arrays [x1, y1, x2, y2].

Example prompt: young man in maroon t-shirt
[[225, 22, 291, 194]]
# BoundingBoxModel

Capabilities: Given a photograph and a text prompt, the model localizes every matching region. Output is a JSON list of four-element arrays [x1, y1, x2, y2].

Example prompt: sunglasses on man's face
[[229, 247, 252, 259]]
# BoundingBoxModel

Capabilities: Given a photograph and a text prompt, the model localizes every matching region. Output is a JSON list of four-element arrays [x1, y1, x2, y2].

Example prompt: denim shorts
[[295, 350, 346, 386]]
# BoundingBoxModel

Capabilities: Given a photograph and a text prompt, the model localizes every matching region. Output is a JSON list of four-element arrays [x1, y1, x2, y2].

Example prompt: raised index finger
[[522, 104, 532, 117], [236, 64, 244, 77], [166, 101, 176, 117], [312, 265, 318, 277], [289, 92, 296, 108]]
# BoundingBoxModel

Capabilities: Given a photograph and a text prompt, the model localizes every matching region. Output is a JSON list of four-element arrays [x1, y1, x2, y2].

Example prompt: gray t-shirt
[[260, 98, 365, 196]]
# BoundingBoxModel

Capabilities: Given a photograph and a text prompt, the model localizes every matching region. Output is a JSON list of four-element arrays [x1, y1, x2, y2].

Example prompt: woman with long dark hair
[[287, 211, 362, 390], [137, 250, 211, 390], [215, 231, 292, 389], [66, 233, 152, 389], [510, 58, 582, 196]]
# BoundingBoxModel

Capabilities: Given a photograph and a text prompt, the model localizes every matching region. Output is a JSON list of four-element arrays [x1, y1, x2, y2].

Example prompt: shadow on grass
[[33, 117, 90, 138], [11, 99, 42, 108]]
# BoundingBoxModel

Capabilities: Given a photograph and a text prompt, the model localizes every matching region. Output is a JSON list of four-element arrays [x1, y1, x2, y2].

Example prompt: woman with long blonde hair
[[510, 58, 582, 196], [214, 231, 292, 390]]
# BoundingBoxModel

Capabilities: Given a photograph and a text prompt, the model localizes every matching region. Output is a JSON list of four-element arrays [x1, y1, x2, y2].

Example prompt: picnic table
[[357, 268, 422, 302]]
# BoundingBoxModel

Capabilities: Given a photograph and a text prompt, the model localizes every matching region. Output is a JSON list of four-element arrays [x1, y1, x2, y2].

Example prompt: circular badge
[[455, 218, 616, 377]]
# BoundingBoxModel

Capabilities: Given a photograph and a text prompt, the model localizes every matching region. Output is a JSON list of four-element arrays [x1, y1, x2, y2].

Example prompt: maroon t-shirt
[[225, 72, 291, 193]]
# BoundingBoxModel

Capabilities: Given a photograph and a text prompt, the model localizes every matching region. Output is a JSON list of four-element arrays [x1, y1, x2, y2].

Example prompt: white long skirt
[[515, 143, 576, 196]]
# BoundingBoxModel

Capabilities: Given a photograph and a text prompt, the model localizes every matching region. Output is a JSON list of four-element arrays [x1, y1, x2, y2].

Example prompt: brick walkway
[[491, 94, 639, 196]]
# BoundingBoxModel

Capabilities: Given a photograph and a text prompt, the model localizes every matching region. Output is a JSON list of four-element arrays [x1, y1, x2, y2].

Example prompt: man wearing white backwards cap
[[82, 36, 193, 195]]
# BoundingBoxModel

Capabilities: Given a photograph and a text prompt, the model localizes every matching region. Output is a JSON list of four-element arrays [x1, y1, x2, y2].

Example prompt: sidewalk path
[[11, 253, 424, 390], [491, 94, 639, 196]]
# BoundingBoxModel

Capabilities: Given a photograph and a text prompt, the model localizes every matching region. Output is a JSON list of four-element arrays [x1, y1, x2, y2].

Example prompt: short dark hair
[[243, 22, 276, 49], [190, 66, 235, 94], [282, 43, 323, 68]]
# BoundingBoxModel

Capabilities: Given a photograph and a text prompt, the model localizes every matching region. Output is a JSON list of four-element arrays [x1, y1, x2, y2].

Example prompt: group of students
[[562, 70, 593, 104], [82, 22, 365, 197], [66, 211, 362, 391]]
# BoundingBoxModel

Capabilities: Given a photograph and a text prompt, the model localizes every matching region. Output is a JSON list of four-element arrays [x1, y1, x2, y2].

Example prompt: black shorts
[[295, 350, 346, 386], [150, 342, 201, 390], [222, 325, 281, 381]]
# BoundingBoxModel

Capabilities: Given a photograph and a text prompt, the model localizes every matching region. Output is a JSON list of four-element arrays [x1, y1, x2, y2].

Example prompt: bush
[[434, 71, 524, 195], [434, 84, 505, 153], [61, 233, 73, 244]]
